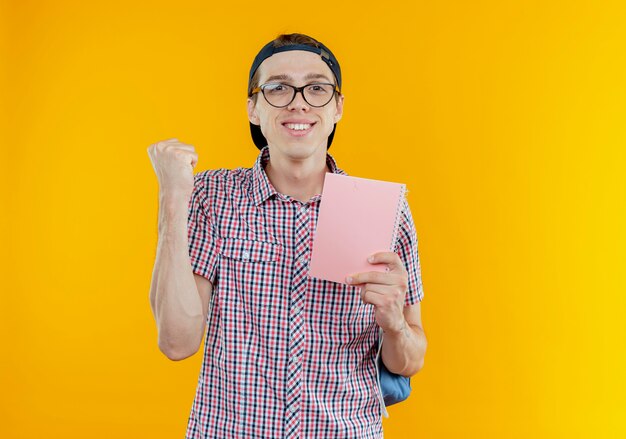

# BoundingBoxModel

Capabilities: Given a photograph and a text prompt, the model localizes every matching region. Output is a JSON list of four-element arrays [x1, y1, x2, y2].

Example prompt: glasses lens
[[261, 83, 294, 107], [261, 83, 336, 107], [303, 84, 335, 107]]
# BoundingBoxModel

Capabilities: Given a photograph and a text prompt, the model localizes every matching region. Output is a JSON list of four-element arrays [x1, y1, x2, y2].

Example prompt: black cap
[[248, 38, 342, 150]]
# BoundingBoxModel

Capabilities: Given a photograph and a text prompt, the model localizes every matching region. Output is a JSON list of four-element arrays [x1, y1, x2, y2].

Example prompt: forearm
[[380, 319, 427, 377], [149, 194, 204, 359]]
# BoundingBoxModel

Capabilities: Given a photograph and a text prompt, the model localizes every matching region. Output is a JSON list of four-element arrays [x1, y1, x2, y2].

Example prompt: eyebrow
[[264, 73, 333, 83]]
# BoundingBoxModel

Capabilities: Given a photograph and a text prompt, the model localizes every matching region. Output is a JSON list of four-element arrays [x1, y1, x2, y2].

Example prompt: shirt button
[[288, 405, 296, 413], [300, 206, 307, 214], [241, 251, 250, 259], [298, 256, 306, 265]]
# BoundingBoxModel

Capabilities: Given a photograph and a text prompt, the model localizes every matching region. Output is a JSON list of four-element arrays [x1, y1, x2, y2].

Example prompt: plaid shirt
[[185, 146, 424, 439]]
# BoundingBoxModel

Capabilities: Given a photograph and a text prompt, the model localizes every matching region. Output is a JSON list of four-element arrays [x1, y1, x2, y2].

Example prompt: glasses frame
[[250, 82, 341, 108]]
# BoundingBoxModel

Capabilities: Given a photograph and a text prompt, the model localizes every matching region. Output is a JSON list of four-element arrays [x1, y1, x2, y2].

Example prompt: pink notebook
[[308, 173, 407, 285]]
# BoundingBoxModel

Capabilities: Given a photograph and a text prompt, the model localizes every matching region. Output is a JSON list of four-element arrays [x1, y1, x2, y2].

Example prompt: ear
[[247, 97, 260, 125], [333, 94, 344, 124]]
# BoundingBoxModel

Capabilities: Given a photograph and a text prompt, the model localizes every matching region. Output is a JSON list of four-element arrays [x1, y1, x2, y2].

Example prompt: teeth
[[285, 123, 312, 131]]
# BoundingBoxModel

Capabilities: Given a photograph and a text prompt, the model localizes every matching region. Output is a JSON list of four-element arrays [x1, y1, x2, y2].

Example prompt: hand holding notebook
[[308, 173, 407, 284]]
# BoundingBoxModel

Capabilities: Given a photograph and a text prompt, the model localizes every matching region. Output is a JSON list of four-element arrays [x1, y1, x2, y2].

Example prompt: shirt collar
[[251, 145, 348, 206]]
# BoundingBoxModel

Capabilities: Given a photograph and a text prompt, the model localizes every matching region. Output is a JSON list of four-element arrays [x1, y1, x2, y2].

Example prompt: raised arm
[[147, 138, 212, 360]]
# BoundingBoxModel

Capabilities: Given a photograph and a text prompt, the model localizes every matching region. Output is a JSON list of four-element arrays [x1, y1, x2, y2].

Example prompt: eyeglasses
[[250, 82, 341, 108]]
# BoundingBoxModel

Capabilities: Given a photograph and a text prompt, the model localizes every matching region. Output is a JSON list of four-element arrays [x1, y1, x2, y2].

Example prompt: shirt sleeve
[[394, 196, 425, 306], [187, 172, 220, 286]]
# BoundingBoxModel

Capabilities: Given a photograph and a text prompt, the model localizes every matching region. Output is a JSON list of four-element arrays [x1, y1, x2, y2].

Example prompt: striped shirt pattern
[[185, 146, 424, 438]]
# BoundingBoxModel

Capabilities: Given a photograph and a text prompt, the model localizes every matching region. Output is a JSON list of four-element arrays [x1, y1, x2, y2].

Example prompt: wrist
[[383, 318, 408, 338], [160, 189, 190, 206], [158, 198, 190, 234]]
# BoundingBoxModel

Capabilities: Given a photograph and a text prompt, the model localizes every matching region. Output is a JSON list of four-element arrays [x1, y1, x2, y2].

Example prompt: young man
[[147, 33, 427, 439]]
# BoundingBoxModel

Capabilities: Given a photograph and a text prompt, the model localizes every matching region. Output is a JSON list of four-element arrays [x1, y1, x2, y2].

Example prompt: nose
[[287, 89, 310, 111]]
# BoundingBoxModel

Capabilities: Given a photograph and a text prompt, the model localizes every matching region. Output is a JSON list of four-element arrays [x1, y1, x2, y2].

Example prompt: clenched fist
[[147, 138, 198, 199]]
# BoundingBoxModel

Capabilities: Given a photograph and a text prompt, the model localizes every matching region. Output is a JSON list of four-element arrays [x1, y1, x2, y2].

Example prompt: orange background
[[1, 0, 625, 437]]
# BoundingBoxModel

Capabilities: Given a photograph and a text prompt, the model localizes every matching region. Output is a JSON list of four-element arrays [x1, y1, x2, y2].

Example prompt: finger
[[155, 142, 195, 153], [361, 285, 408, 310], [159, 138, 194, 148], [358, 283, 387, 299], [359, 284, 393, 306], [171, 145, 195, 152], [174, 149, 197, 163], [368, 251, 405, 273], [347, 271, 398, 286]]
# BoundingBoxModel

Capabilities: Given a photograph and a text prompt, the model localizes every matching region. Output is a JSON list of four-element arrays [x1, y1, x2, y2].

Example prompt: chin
[[272, 140, 325, 154]]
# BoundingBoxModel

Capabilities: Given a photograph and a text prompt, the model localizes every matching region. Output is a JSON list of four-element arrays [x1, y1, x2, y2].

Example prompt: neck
[[264, 146, 331, 203]]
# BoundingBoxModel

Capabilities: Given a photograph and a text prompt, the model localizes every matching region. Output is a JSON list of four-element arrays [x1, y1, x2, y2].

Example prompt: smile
[[282, 122, 316, 136], [284, 123, 314, 130]]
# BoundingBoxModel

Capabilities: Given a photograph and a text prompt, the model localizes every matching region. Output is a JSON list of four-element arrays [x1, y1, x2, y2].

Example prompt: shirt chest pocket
[[220, 237, 283, 262], [218, 237, 284, 294]]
